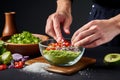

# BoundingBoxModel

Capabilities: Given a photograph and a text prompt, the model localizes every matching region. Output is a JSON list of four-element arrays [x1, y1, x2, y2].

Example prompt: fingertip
[[64, 29, 70, 34], [53, 37, 57, 41], [56, 37, 63, 42], [71, 37, 74, 42], [73, 43, 77, 47], [71, 42, 74, 46], [71, 40, 76, 46]]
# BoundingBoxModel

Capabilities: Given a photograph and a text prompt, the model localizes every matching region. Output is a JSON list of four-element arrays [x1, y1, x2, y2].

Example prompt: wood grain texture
[[25, 57, 96, 75]]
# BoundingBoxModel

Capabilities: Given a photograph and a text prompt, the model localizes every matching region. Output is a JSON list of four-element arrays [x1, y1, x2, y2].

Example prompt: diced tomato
[[46, 46, 54, 50], [0, 64, 7, 70], [51, 43, 57, 47], [54, 43, 58, 47], [46, 40, 71, 50], [65, 41, 71, 47], [46, 47, 51, 50], [14, 61, 24, 69]]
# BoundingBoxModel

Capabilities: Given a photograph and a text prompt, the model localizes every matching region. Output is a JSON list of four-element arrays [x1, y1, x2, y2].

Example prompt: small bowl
[[1, 34, 49, 56], [39, 39, 85, 66]]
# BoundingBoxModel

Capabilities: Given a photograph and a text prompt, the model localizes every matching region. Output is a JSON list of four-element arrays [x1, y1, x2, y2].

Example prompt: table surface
[[0, 46, 120, 80]]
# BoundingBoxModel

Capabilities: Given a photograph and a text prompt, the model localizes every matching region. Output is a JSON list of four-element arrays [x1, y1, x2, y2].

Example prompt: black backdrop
[[0, 0, 92, 38]]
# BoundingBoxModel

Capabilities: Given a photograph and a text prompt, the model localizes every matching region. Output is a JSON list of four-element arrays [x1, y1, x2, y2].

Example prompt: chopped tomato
[[46, 47, 56, 50], [0, 64, 7, 70], [62, 40, 71, 47], [14, 61, 24, 69], [46, 40, 71, 50]]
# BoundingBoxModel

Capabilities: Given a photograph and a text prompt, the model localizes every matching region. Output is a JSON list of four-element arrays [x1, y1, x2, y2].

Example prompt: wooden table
[[0, 46, 120, 80]]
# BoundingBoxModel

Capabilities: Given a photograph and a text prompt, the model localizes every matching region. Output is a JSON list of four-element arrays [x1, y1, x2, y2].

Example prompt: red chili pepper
[[0, 64, 7, 70]]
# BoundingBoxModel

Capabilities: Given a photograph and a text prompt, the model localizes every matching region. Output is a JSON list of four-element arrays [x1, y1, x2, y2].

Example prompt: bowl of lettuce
[[1, 31, 49, 56]]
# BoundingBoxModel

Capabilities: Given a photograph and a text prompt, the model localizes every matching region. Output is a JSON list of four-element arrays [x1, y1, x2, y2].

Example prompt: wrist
[[109, 14, 120, 34], [56, 0, 72, 13]]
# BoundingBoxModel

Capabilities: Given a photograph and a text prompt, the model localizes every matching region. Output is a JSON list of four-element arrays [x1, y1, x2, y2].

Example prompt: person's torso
[[92, 0, 120, 8]]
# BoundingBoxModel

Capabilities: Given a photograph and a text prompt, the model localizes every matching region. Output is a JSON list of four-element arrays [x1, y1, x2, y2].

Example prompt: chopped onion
[[12, 53, 23, 61]]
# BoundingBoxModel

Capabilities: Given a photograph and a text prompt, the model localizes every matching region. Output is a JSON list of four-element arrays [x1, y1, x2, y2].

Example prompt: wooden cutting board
[[25, 56, 96, 75]]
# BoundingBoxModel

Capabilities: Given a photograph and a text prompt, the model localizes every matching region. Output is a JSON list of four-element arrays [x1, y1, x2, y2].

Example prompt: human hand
[[45, 0, 72, 42], [71, 19, 120, 48], [45, 11, 72, 42]]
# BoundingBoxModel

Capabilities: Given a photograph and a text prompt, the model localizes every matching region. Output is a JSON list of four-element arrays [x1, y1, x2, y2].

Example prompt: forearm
[[56, 0, 72, 13]]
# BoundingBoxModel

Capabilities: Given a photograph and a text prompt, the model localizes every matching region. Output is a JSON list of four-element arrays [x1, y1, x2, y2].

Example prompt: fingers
[[72, 25, 98, 45], [71, 19, 119, 48], [45, 18, 57, 40], [45, 12, 72, 42], [63, 18, 72, 34], [73, 32, 101, 47], [45, 14, 64, 42], [83, 39, 103, 48], [53, 16, 63, 42], [71, 21, 94, 41]]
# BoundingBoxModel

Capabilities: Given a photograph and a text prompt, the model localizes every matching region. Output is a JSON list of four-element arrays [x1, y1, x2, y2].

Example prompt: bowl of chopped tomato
[[39, 38, 85, 66]]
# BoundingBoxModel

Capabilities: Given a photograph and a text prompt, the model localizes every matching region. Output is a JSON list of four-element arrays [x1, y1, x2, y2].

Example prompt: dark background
[[0, 0, 93, 38]]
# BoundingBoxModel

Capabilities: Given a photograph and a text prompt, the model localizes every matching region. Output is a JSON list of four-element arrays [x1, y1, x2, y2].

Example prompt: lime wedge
[[104, 53, 120, 66]]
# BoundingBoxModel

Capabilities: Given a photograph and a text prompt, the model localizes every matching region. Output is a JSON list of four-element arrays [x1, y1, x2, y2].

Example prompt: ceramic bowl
[[1, 34, 49, 56], [39, 39, 85, 66]]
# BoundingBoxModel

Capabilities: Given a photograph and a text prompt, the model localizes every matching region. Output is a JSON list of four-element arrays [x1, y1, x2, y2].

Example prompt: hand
[[45, 11, 72, 42], [45, 0, 72, 42], [71, 19, 120, 48]]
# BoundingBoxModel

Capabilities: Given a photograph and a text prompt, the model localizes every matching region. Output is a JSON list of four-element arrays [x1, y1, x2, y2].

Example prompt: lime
[[1, 51, 13, 64], [104, 53, 120, 66]]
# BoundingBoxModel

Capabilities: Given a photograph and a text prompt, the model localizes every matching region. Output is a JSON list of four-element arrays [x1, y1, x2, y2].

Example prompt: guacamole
[[43, 50, 80, 65]]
